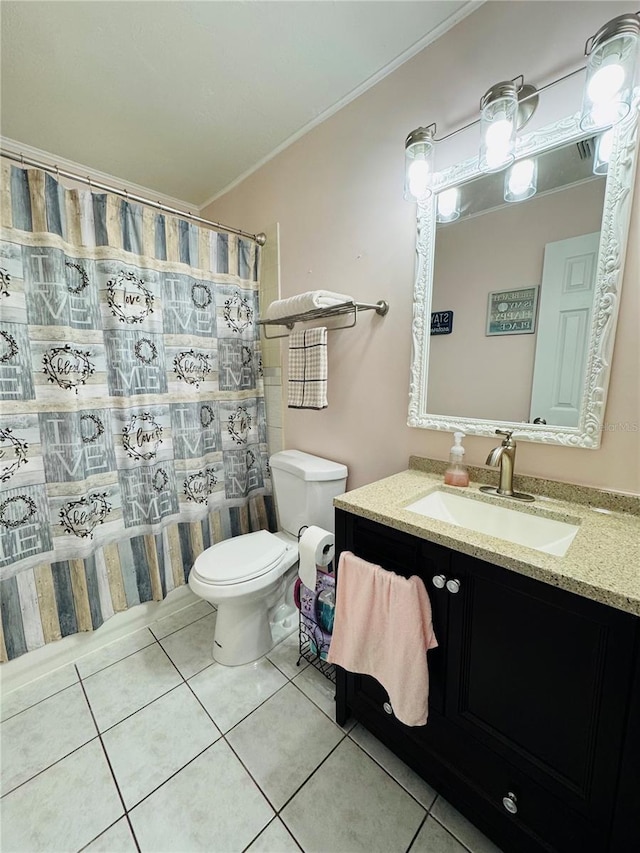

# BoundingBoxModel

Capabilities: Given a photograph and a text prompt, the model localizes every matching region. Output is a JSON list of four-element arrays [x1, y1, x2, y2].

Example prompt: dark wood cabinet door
[[418, 539, 450, 714], [445, 552, 637, 823], [334, 511, 639, 852], [335, 510, 450, 716]]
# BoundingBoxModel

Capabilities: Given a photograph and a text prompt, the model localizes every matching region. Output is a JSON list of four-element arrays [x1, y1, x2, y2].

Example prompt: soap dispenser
[[444, 432, 469, 487]]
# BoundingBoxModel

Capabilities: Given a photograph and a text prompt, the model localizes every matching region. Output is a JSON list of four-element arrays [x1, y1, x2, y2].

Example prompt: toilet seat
[[192, 530, 290, 586]]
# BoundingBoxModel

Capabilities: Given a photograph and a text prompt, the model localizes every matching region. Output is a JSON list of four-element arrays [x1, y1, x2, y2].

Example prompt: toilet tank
[[270, 450, 348, 536]]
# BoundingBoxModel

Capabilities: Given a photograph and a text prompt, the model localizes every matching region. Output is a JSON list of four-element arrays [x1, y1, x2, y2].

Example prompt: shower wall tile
[[259, 225, 284, 447], [267, 426, 284, 456], [265, 386, 283, 428], [263, 367, 282, 385]]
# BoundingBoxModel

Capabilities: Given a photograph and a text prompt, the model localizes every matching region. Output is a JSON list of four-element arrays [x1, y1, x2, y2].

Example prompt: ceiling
[[1, 1, 476, 207]]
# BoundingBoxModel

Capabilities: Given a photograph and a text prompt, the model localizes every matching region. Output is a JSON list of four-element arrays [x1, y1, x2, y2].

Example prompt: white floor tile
[[188, 657, 287, 733], [411, 816, 469, 853], [245, 817, 301, 853], [0, 683, 96, 795], [76, 628, 156, 679], [350, 723, 437, 809], [83, 818, 138, 853], [431, 797, 504, 853], [150, 600, 214, 640], [102, 684, 221, 809], [159, 612, 217, 678], [266, 630, 310, 680], [129, 740, 274, 852], [0, 663, 78, 723], [0, 740, 123, 853], [227, 683, 343, 810], [82, 644, 182, 732], [292, 662, 354, 730], [281, 738, 425, 853]]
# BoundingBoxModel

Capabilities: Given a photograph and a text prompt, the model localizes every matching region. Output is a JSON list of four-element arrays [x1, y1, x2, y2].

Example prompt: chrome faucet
[[480, 429, 534, 502]]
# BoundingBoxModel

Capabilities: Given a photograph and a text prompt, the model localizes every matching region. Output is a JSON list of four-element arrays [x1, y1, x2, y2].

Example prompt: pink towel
[[327, 551, 438, 726]]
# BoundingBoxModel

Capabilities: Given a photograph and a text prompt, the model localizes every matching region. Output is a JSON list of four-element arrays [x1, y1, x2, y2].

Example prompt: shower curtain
[[0, 164, 274, 661]]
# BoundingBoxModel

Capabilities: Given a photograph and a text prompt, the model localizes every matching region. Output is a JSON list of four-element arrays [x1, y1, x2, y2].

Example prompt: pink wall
[[428, 179, 606, 421], [204, 1, 640, 495]]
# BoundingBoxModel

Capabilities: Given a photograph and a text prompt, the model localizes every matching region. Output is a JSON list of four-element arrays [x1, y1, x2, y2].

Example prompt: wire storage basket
[[296, 569, 336, 684]]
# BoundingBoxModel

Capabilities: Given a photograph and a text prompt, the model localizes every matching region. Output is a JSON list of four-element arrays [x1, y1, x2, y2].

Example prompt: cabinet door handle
[[502, 792, 518, 814], [383, 702, 393, 715], [446, 578, 461, 594], [432, 574, 446, 589]]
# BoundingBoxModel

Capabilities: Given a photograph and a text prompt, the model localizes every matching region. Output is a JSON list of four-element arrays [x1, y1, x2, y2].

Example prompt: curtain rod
[[0, 149, 267, 246]]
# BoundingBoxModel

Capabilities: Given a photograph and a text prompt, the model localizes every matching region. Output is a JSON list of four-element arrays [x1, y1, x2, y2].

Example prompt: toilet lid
[[192, 530, 288, 585]]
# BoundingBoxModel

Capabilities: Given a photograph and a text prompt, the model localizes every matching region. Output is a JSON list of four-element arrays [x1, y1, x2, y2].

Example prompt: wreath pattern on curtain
[[0, 166, 274, 660]]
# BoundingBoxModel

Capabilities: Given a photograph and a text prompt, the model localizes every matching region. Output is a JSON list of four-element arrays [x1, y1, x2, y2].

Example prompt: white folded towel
[[266, 290, 353, 321]]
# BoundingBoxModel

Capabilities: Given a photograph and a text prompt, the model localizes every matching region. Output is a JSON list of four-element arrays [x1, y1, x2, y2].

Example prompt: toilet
[[188, 449, 348, 666]]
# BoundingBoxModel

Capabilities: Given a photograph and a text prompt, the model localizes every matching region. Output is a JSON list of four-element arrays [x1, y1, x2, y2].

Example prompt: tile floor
[[0, 599, 503, 853]]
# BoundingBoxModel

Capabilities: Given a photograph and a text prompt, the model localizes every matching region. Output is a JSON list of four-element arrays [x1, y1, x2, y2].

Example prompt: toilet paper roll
[[298, 525, 334, 590]]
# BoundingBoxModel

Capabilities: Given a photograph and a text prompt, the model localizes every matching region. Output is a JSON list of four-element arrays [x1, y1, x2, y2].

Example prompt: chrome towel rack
[[257, 300, 389, 339]]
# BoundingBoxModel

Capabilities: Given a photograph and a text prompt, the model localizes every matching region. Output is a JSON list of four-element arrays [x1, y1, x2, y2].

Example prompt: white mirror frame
[[408, 107, 639, 448]]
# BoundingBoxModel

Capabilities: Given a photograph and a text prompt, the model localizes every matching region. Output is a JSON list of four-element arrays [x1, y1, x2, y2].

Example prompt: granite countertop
[[334, 458, 640, 617]]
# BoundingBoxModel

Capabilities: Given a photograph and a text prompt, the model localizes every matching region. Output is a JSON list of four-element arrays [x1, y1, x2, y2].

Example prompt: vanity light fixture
[[478, 81, 518, 172], [403, 12, 640, 202], [479, 77, 539, 173], [404, 125, 436, 201], [580, 13, 640, 131], [436, 187, 461, 222], [504, 158, 538, 202], [593, 128, 615, 175]]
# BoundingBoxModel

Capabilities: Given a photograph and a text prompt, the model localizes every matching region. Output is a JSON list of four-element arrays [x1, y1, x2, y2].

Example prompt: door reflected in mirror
[[427, 137, 606, 427]]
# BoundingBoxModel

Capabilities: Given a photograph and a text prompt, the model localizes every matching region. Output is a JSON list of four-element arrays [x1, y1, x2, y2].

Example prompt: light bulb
[[587, 63, 625, 104], [485, 117, 513, 148], [508, 159, 535, 195], [437, 188, 460, 222], [408, 159, 431, 199], [590, 101, 621, 129], [438, 188, 458, 217], [505, 157, 537, 202], [579, 16, 640, 131], [484, 117, 514, 169]]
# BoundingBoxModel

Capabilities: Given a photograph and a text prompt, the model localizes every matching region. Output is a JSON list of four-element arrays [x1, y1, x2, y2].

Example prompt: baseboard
[[0, 586, 198, 695]]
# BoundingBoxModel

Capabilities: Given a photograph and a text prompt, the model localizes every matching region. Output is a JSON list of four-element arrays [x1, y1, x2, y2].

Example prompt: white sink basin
[[405, 490, 580, 557]]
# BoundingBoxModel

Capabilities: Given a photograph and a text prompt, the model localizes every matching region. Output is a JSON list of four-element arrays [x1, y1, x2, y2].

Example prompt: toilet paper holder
[[295, 526, 336, 685]]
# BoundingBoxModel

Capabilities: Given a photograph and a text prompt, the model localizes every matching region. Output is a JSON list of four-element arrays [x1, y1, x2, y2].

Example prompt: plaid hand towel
[[287, 327, 328, 409]]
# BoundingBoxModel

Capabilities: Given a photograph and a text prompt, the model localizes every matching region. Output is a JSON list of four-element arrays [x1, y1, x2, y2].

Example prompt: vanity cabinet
[[334, 509, 640, 853]]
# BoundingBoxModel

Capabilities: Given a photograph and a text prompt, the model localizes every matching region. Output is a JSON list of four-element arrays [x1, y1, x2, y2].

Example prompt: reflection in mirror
[[427, 136, 606, 427], [408, 109, 639, 449]]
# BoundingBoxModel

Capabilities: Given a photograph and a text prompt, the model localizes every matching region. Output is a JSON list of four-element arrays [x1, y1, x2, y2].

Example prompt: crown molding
[[0, 136, 197, 212], [199, 0, 484, 210]]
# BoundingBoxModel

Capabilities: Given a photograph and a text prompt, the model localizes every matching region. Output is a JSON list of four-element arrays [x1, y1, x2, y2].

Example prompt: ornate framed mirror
[[408, 107, 639, 448]]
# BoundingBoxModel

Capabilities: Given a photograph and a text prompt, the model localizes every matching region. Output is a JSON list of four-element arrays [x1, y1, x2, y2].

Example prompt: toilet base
[[212, 598, 274, 666], [212, 595, 298, 667]]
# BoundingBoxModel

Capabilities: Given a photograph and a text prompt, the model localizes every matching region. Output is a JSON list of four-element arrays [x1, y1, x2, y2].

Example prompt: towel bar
[[257, 300, 389, 339]]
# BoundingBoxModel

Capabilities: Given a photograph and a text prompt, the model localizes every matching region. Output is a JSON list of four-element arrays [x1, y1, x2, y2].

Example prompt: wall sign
[[431, 310, 454, 335], [486, 287, 539, 336]]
